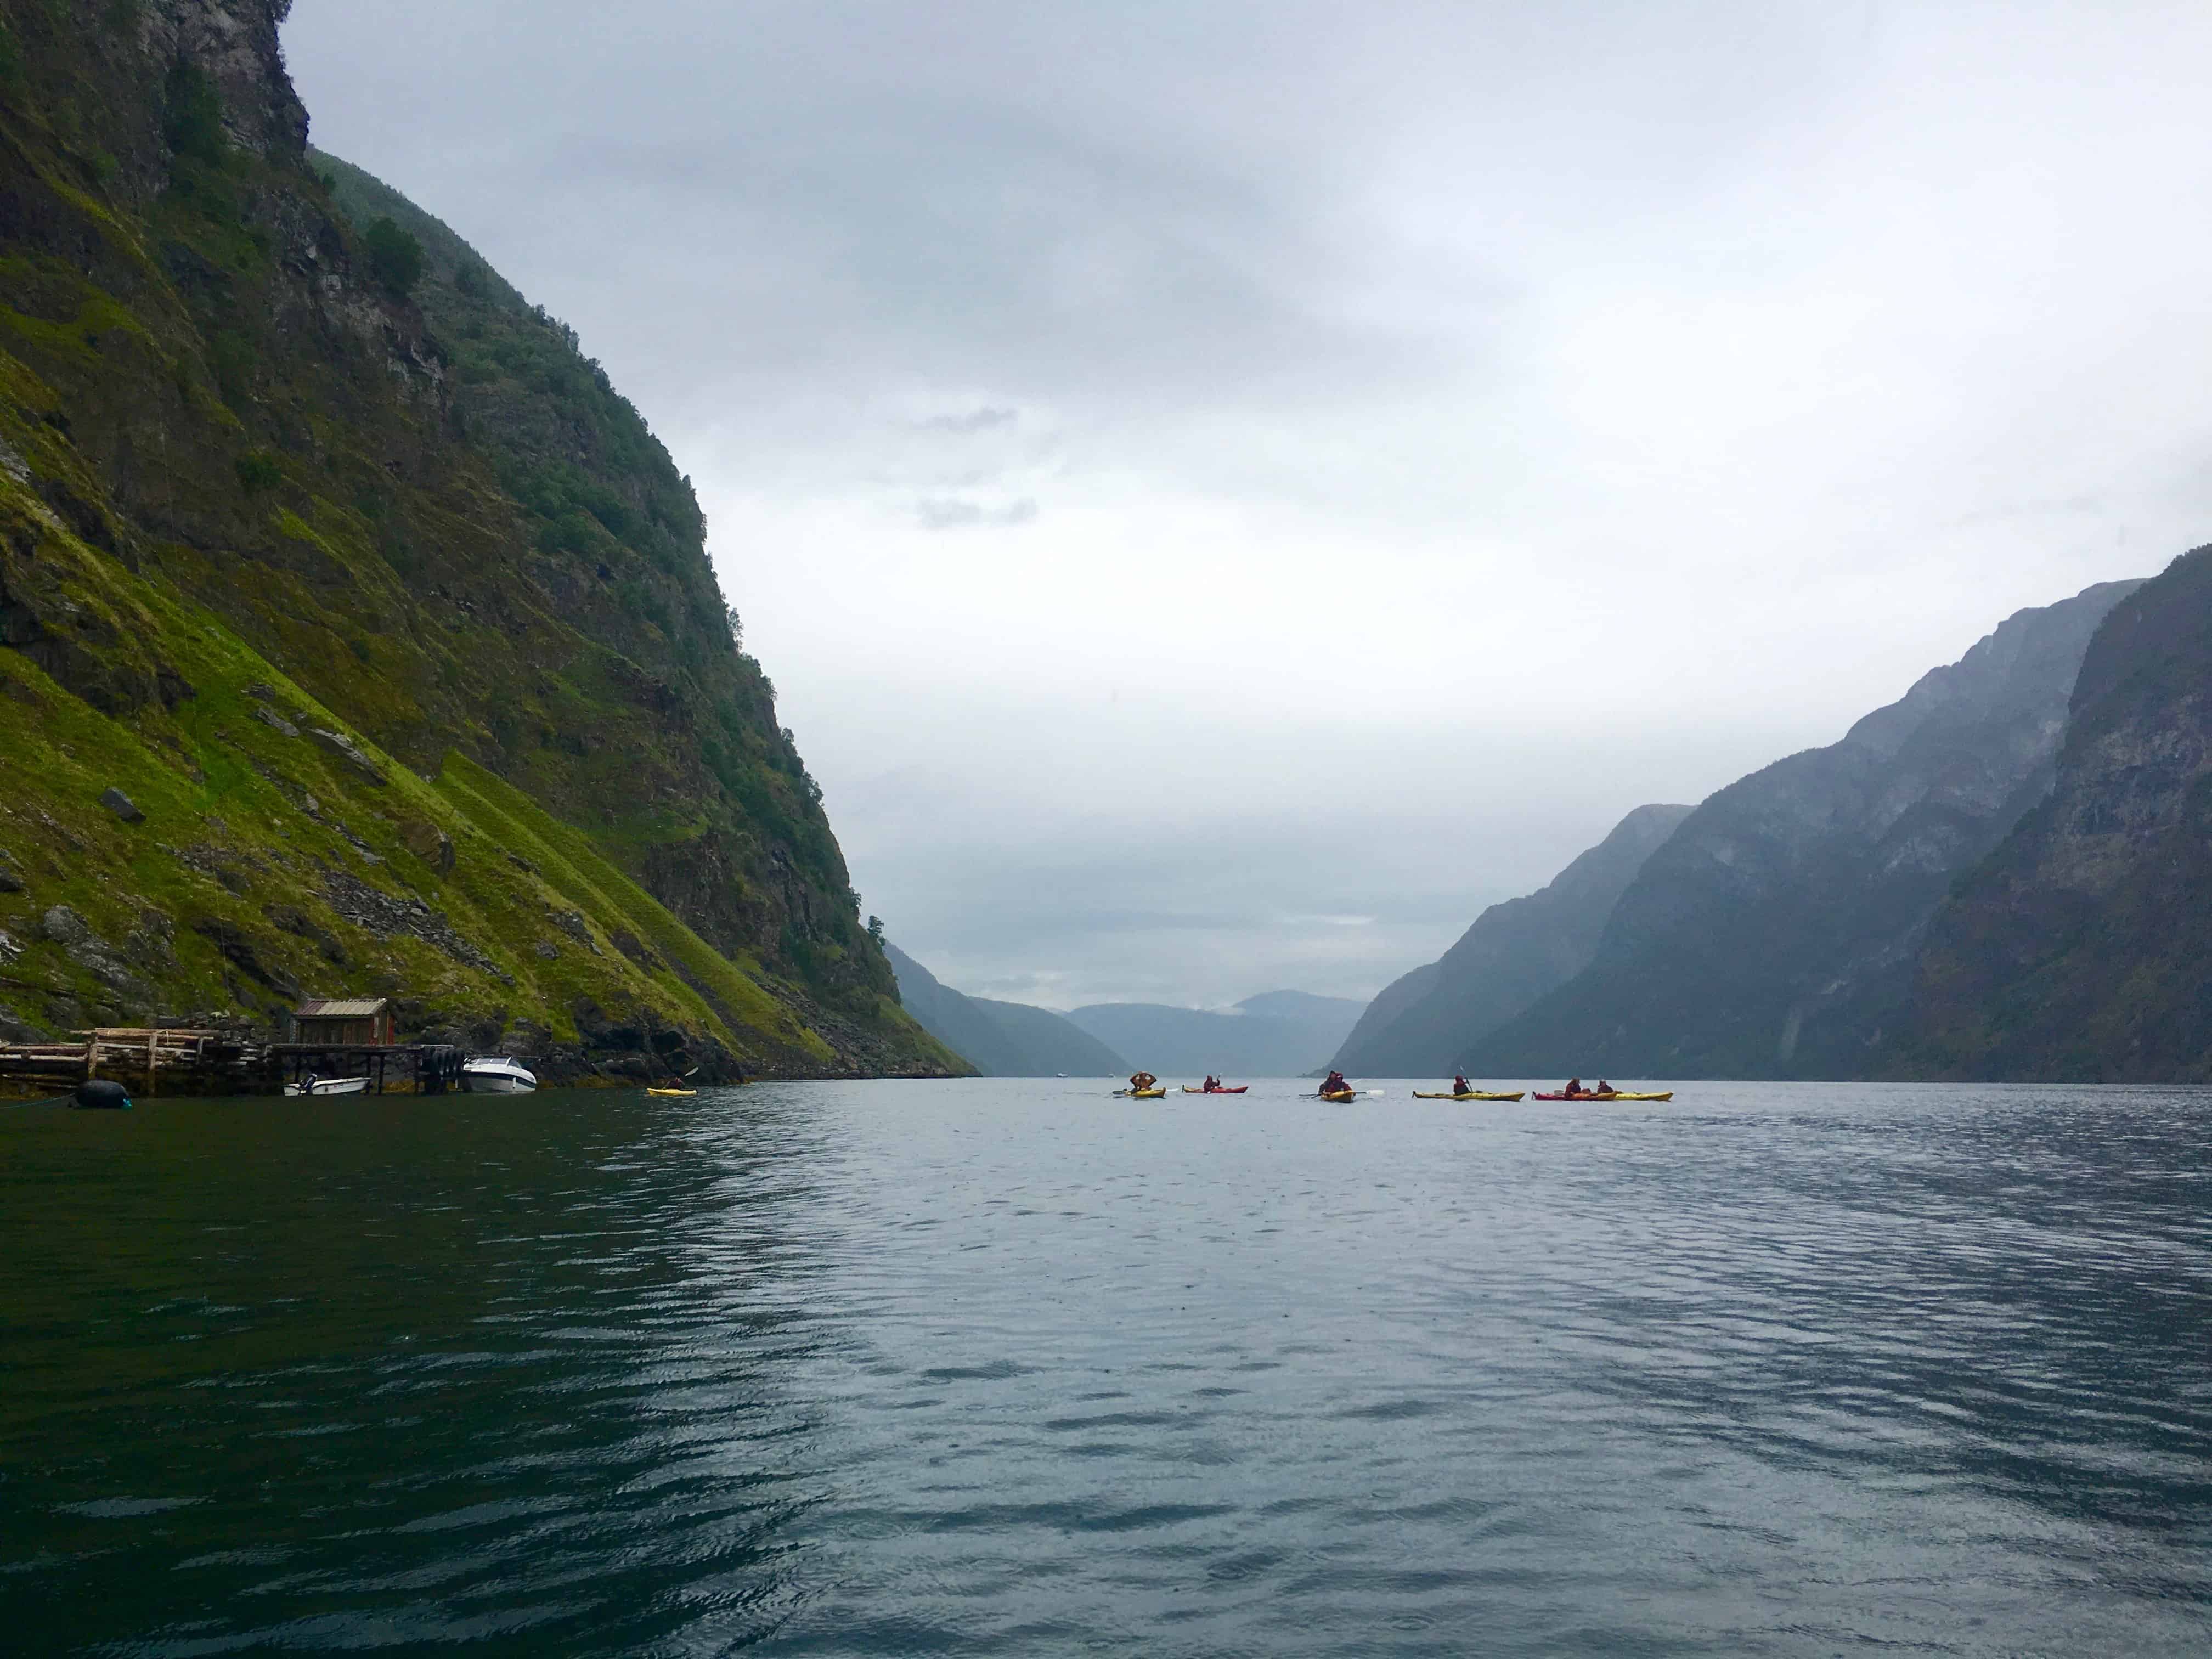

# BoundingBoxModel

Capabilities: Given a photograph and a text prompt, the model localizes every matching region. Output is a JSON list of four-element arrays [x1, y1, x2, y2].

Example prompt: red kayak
[[1181, 1085, 1250, 1094]]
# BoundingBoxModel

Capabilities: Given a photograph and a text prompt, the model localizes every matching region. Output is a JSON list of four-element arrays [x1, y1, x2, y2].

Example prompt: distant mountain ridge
[[1465, 579, 2145, 1079], [1065, 994, 1364, 1077], [885, 945, 1128, 1076], [1331, 803, 1693, 1076]]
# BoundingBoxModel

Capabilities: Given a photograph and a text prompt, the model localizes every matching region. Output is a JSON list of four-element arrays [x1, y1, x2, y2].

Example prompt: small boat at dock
[[462, 1057, 538, 1094], [285, 1074, 370, 1097]]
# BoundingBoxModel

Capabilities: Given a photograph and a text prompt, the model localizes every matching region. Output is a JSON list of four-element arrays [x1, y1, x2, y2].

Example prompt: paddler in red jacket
[[1452, 1073, 1474, 1095]]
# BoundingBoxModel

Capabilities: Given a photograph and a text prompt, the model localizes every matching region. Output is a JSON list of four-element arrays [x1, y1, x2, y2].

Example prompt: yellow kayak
[[1320, 1088, 1358, 1103], [646, 1086, 696, 1097], [1125, 1087, 1167, 1099], [1412, 1091, 1525, 1102]]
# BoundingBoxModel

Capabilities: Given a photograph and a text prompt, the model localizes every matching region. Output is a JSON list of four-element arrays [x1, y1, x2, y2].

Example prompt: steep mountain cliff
[[1894, 549, 2212, 1080], [1331, 803, 1693, 1075], [1065, 994, 1364, 1077], [885, 944, 1128, 1076], [0, 1, 955, 1078], [1467, 581, 2143, 1079]]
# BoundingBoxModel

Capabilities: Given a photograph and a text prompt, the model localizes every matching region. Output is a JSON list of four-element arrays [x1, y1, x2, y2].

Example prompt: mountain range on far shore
[[883, 950, 1365, 1079], [1336, 574, 2196, 1082], [884, 946, 1127, 1076], [1064, 993, 1365, 1078]]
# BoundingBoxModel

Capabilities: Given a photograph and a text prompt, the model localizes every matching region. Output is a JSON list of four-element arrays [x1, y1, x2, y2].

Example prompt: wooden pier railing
[[0, 1028, 242, 1096]]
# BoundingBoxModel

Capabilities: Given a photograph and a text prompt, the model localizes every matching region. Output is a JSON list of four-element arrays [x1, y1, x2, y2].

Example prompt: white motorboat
[[463, 1056, 538, 1094], [285, 1074, 370, 1098]]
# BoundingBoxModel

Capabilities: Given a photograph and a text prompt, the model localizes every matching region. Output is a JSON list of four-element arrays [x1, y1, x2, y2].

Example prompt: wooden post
[[148, 1029, 159, 1099], [85, 1034, 100, 1081]]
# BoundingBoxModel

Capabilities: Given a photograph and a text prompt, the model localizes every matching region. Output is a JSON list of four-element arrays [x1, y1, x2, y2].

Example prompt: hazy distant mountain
[[885, 945, 1128, 1076], [1468, 579, 2144, 1079], [1331, 803, 1695, 1076], [1894, 549, 2212, 1079], [1065, 993, 1364, 1077]]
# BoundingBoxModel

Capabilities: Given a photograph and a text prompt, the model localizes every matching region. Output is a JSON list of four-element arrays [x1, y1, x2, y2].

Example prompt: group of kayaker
[[1324, 1069, 1471, 1095], [1132, 1070, 1654, 1097], [1127, 1071, 1249, 1096]]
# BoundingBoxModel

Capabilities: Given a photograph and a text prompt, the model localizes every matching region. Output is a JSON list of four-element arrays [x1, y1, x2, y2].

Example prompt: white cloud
[[284, 0, 2208, 1004]]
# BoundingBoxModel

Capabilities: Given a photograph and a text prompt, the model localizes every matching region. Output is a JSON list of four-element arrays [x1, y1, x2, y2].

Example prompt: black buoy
[[74, 1079, 132, 1111]]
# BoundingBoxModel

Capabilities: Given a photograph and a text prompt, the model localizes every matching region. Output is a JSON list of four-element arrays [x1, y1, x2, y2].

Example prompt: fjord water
[[3, 1083, 2208, 1655]]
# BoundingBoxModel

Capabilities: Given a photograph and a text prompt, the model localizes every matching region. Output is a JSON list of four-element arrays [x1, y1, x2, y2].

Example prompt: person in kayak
[[1203, 1075, 1221, 1092], [1595, 1079, 1616, 1094], [1130, 1071, 1158, 1092], [1452, 1073, 1474, 1095], [1562, 1076, 1586, 1097], [1321, 1069, 1351, 1096]]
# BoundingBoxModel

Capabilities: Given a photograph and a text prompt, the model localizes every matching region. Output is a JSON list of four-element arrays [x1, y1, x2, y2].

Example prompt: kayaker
[[1562, 1076, 1585, 1097], [1595, 1079, 1616, 1095], [1452, 1073, 1474, 1094], [1130, 1071, 1158, 1092], [1203, 1075, 1221, 1092], [1321, 1069, 1350, 1096]]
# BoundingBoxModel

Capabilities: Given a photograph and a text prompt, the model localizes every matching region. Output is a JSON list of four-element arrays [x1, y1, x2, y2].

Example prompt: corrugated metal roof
[[295, 998, 390, 1018]]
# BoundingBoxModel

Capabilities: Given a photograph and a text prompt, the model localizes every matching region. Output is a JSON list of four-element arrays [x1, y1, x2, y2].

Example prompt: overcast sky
[[284, 1, 2212, 1009]]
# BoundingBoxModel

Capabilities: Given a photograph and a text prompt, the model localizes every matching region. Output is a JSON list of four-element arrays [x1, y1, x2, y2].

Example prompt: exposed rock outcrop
[[1894, 548, 2212, 1079]]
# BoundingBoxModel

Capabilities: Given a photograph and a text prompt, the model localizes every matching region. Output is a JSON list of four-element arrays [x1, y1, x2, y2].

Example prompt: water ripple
[[1, 1081, 2208, 1654]]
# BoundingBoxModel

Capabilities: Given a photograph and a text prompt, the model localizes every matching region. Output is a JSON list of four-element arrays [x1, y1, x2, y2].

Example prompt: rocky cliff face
[[1467, 580, 2143, 1079], [0, 1, 950, 1077], [1331, 804, 1693, 1076], [1895, 549, 2212, 1079]]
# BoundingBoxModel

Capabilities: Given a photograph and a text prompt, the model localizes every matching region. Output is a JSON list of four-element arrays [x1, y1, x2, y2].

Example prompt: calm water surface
[[2, 1080, 2208, 1655]]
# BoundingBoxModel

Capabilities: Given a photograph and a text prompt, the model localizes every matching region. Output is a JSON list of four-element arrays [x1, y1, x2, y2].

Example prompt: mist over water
[[4, 1082, 2209, 1654]]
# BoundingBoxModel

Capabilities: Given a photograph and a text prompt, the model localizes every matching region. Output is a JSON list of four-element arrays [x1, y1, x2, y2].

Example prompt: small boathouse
[[288, 998, 396, 1046], [277, 996, 462, 1094]]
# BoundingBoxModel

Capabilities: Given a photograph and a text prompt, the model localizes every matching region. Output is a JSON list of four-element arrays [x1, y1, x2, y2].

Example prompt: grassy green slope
[[307, 151, 880, 1007], [0, 0, 959, 1079], [0, 449, 958, 1078]]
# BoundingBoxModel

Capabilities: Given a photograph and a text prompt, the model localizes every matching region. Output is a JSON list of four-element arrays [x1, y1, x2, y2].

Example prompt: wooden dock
[[0, 1030, 467, 1097], [0, 1028, 246, 1096], [270, 1043, 466, 1096]]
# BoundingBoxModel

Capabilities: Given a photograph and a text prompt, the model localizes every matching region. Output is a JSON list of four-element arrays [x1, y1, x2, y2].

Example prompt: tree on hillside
[[163, 62, 227, 162], [362, 217, 425, 301]]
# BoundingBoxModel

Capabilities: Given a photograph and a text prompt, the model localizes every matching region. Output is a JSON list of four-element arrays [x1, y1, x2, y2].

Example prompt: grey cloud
[[918, 407, 1019, 434], [915, 496, 1039, 531]]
